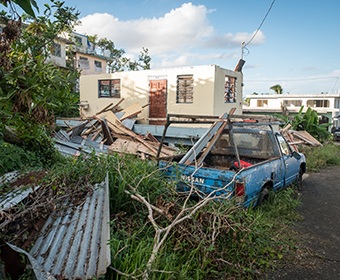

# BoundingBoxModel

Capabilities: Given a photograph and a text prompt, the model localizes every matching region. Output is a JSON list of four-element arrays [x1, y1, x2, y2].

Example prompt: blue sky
[[31, 0, 340, 96]]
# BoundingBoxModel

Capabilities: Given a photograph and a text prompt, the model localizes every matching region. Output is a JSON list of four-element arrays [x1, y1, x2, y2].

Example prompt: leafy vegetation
[[85, 34, 151, 72], [1, 0, 39, 18], [275, 106, 332, 141], [0, 140, 40, 174], [270, 84, 283, 94], [0, 0, 81, 154], [100, 155, 302, 279], [299, 142, 340, 172], [0, 150, 305, 279]]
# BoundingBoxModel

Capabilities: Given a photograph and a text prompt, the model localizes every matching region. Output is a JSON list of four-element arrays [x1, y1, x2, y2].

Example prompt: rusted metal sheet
[[54, 139, 108, 156], [0, 171, 42, 211], [0, 175, 111, 280], [28, 176, 111, 279]]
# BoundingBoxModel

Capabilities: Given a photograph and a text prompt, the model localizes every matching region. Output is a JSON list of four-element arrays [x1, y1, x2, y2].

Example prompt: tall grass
[[299, 142, 340, 172], [12, 143, 338, 279], [104, 153, 304, 279]]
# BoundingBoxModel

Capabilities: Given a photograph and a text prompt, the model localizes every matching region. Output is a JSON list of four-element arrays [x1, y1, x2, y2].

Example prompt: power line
[[332, 77, 340, 92], [244, 0, 276, 48]]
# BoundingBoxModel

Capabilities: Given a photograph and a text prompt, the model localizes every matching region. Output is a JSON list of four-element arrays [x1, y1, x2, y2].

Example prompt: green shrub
[[104, 154, 303, 279], [299, 142, 340, 172], [0, 140, 41, 175]]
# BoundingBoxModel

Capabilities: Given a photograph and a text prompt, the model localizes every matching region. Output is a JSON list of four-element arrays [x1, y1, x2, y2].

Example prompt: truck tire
[[257, 187, 269, 206]]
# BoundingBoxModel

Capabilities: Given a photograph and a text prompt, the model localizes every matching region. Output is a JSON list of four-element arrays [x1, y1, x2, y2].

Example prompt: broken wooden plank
[[99, 119, 114, 145], [120, 103, 143, 121], [281, 124, 291, 133], [285, 130, 299, 152], [142, 102, 151, 109], [96, 111, 125, 134], [96, 103, 114, 115], [66, 119, 90, 134], [105, 119, 158, 155], [110, 98, 125, 112], [90, 128, 102, 141], [145, 132, 159, 143], [109, 138, 139, 154], [64, 121, 72, 129], [108, 138, 168, 157], [291, 130, 322, 146], [196, 120, 228, 166]]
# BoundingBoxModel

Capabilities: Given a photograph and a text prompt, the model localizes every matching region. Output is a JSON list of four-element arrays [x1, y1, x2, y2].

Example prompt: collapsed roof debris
[[55, 99, 175, 159], [0, 172, 110, 280], [280, 124, 322, 152]]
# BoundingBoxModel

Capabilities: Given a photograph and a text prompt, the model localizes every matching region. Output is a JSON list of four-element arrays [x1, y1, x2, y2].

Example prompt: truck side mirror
[[292, 151, 301, 160]]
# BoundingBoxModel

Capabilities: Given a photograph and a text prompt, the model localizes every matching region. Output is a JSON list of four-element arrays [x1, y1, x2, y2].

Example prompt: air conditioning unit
[[79, 101, 89, 110]]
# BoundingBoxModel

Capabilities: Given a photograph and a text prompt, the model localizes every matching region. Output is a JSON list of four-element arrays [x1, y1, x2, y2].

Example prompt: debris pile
[[281, 124, 322, 152], [0, 171, 111, 280], [55, 100, 176, 159]]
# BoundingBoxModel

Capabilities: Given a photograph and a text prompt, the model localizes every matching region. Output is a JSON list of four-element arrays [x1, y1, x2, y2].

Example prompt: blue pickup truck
[[158, 113, 306, 207]]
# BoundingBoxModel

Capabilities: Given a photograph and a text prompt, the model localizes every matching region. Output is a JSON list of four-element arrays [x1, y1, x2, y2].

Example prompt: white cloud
[[75, 3, 266, 67], [204, 31, 265, 49], [244, 63, 262, 69], [76, 3, 214, 55]]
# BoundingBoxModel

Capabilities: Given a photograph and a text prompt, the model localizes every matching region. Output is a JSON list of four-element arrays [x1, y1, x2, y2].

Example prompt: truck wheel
[[257, 187, 269, 206]]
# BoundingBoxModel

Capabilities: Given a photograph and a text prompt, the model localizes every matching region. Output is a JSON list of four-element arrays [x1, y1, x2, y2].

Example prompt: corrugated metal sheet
[[1, 174, 111, 279], [0, 171, 42, 211], [54, 139, 108, 157], [28, 175, 111, 279]]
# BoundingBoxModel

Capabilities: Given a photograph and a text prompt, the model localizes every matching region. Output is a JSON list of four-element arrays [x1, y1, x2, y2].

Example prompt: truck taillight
[[235, 181, 245, 197]]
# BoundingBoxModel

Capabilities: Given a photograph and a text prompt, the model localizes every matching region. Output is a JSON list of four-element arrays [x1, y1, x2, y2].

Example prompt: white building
[[244, 93, 340, 128]]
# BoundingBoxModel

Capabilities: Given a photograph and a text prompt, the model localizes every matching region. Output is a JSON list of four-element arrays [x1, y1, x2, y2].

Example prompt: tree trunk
[[2, 126, 23, 146]]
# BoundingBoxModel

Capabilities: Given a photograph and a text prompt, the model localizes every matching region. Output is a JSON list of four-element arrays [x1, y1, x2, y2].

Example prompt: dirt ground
[[266, 166, 340, 279]]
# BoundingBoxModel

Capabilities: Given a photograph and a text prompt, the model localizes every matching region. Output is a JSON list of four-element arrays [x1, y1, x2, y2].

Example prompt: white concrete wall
[[214, 66, 243, 115], [48, 39, 67, 67], [76, 53, 107, 75]]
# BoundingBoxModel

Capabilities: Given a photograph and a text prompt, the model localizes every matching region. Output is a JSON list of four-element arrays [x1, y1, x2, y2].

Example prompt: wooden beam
[[106, 119, 158, 155], [96, 103, 114, 115]]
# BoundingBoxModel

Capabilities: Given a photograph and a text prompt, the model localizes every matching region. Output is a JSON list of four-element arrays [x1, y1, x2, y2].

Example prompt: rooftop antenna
[[241, 41, 245, 60]]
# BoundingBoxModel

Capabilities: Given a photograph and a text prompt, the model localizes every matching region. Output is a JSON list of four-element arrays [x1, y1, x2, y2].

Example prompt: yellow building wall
[[80, 65, 242, 121]]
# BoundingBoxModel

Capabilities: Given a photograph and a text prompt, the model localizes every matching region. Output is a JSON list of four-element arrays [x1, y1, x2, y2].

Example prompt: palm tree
[[270, 84, 283, 94]]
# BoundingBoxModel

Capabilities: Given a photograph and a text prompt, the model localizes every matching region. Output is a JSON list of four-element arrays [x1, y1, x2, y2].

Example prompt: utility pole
[[241, 41, 245, 60]]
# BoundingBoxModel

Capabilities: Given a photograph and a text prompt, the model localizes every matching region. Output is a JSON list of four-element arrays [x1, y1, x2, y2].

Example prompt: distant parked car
[[333, 129, 340, 141]]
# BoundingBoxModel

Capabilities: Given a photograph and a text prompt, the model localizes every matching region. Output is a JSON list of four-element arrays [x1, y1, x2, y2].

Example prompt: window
[[336, 99, 340, 108], [52, 42, 61, 57], [224, 76, 237, 103], [276, 135, 291, 156], [307, 99, 329, 108], [257, 100, 268, 107], [283, 100, 302, 107], [78, 56, 89, 69], [177, 75, 193, 103], [74, 36, 82, 46], [94, 60, 102, 72], [99, 79, 121, 98]]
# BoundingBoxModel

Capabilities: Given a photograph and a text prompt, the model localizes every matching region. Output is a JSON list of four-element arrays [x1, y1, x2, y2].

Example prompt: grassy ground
[[2, 141, 340, 279], [299, 142, 340, 172]]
